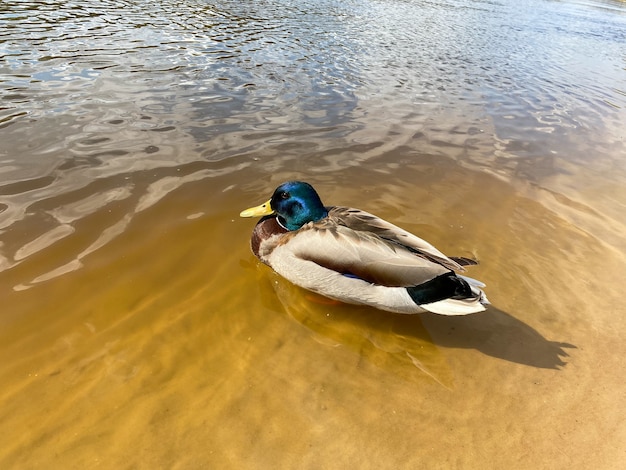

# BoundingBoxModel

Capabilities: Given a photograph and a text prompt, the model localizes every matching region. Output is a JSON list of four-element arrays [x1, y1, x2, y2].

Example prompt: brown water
[[1, 0, 626, 468]]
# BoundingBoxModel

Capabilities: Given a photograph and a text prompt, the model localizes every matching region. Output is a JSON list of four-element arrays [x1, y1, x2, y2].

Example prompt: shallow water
[[1, 0, 626, 468]]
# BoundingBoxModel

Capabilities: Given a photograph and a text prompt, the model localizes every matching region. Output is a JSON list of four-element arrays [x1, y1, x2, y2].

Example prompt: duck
[[240, 181, 489, 315]]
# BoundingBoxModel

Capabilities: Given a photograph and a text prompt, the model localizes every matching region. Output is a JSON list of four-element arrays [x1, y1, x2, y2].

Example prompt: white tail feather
[[421, 297, 487, 315]]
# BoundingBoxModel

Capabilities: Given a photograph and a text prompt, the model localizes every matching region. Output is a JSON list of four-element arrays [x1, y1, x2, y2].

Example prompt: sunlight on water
[[1, 0, 626, 468]]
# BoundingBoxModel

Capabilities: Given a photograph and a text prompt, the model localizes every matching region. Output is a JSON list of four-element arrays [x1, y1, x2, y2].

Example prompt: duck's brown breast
[[251, 216, 288, 258]]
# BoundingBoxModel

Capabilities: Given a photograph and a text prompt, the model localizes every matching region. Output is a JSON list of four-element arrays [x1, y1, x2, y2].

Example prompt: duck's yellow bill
[[239, 199, 274, 217]]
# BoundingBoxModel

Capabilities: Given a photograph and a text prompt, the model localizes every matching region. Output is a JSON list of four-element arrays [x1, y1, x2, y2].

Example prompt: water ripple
[[1, 0, 626, 278]]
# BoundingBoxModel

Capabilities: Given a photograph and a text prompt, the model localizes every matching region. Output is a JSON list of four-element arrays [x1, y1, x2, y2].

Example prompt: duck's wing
[[266, 221, 451, 288], [327, 206, 466, 272]]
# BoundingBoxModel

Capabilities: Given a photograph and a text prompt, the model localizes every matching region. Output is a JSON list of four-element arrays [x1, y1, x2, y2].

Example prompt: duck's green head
[[240, 181, 328, 231]]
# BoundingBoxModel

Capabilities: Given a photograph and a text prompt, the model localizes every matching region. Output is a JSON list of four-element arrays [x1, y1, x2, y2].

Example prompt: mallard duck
[[240, 181, 489, 315]]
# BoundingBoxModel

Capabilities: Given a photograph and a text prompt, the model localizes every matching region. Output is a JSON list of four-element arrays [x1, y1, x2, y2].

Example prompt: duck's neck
[[278, 206, 328, 231]]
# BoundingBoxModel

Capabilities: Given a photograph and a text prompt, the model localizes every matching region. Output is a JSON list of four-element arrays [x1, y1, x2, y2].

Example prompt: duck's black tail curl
[[406, 272, 474, 305]]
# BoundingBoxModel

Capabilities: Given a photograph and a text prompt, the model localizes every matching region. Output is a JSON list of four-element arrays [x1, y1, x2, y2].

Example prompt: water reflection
[[264, 269, 456, 387]]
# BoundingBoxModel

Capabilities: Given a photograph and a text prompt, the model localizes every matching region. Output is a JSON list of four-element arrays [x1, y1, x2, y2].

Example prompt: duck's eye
[[281, 191, 290, 199]]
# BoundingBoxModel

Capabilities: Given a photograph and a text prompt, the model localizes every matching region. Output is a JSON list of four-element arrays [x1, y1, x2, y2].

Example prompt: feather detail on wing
[[264, 221, 451, 288], [325, 206, 466, 272]]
